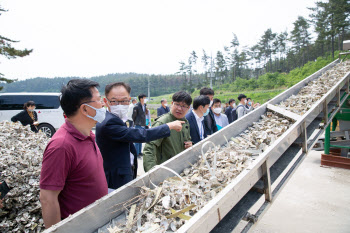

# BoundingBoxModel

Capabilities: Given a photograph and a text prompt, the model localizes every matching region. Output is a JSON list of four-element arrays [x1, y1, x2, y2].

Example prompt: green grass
[[148, 94, 174, 104], [191, 88, 286, 104], [148, 88, 286, 106]]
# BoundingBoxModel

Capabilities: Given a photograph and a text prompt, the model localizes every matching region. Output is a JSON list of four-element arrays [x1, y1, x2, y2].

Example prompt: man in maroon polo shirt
[[39, 79, 108, 228]]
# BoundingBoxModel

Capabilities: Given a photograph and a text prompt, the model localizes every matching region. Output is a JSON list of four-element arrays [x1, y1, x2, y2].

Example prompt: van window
[[0, 95, 60, 110], [30, 96, 60, 109]]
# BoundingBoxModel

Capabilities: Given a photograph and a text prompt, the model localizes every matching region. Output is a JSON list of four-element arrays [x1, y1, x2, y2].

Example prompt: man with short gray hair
[[96, 83, 184, 189], [157, 99, 170, 117]]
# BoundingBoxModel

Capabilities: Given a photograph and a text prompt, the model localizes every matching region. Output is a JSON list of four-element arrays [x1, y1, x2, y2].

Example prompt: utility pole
[[210, 55, 214, 89], [148, 76, 150, 102]]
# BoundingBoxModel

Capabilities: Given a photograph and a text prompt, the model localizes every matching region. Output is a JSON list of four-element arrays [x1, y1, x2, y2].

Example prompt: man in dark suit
[[200, 87, 218, 135], [157, 99, 170, 117], [96, 82, 185, 190], [185, 95, 210, 144], [132, 93, 147, 156], [225, 98, 236, 124]]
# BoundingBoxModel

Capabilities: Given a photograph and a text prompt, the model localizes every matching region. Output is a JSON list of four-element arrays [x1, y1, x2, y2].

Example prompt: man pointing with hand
[[96, 82, 185, 190], [143, 91, 192, 172]]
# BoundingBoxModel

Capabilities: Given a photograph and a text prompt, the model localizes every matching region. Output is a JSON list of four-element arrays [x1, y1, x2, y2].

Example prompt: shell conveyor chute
[[44, 59, 350, 233]]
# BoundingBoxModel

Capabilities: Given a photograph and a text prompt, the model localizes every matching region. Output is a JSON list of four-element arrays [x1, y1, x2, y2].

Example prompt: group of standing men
[[38, 79, 259, 229], [39, 79, 187, 228], [224, 94, 260, 123]]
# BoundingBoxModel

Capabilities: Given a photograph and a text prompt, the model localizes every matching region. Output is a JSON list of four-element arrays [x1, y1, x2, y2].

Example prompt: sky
[[0, 0, 317, 80]]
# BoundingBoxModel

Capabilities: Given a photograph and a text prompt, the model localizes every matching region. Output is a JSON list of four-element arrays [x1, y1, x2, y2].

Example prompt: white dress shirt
[[127, 103, 135, 121], [192, 110, 204, 139]]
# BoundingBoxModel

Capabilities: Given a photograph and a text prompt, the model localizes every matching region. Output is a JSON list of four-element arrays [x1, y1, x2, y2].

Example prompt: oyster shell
[[100, 113, 294, 232], [0, 121, 49, 232], [276, 60, 350, 115]]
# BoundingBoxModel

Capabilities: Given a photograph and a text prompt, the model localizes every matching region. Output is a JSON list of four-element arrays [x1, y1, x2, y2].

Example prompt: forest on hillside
[[1, 73, 192, 97], [1, 0, 349, 96], [177, 0, 350, 93]]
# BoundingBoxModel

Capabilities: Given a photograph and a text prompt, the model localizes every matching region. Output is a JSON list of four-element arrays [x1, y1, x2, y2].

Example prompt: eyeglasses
[[80, 99, 104, 106], [106, 98, 130, 106], [173, 102, 190, 111]]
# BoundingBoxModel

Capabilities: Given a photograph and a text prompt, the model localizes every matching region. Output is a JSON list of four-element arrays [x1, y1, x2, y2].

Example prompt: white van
[[0, 93, 65, 137]]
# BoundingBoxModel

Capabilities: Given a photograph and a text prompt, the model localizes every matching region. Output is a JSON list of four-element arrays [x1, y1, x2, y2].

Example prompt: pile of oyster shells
[[277, 60, 350, 115], [0, 121, 49, 232], [101, 112, 293, 233]]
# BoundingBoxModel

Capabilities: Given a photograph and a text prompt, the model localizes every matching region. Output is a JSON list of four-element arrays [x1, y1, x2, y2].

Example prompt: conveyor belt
[[44, 59, 350, 233]]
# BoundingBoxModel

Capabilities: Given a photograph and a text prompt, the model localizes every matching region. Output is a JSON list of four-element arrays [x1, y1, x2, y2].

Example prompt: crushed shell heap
[[102, 112, 293, 233], [277, 60, 350, 115], [0, 121, 49, 232]]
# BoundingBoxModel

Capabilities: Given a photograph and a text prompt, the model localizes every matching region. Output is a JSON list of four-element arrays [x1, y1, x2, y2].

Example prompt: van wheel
[[38, 123, 56, 137]]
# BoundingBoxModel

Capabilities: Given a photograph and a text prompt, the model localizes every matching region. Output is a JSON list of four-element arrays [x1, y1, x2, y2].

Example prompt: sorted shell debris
[[99, 112, 294, 233], [0, 121, 49, 232], [277, 60, 350, 115]]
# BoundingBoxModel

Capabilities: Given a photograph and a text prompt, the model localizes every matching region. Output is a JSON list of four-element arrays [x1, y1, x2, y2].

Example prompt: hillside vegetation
[[149, 51, 341, 105]]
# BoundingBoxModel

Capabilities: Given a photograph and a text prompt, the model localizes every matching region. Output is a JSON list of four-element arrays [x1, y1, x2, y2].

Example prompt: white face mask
[[144, 98, 148, 103], [110, 104, 129, 122], [213, 107, 222, 114], [164, 103, 168, 107], [84, 104, 106, 123], [244, 99, 247, 104], [233, 103, 236, 108], [209, 100, 213, 107]]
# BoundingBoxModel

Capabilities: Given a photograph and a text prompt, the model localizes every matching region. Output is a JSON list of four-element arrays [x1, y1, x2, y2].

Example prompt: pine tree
[[258, 29, 276, 73], [228, 33, 240, 81], [330, 0, 350, 51], [290, 16, 311, 66], [177, 61, 188, 91], [190, 51, 198, 92], [201, 49, 210, 86], [0, 6, 32, 91], [311, 0, 350, 58], [215, 51, 226, 84], [309, 3, 329, 57], [275, 31, 288, 72]]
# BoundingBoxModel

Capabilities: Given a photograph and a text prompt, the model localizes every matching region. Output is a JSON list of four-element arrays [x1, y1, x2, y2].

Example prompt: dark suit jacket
[[203, 108, 218, 136], [96, 111, 170, 189], [157, 106, 170, 117], [132, 102, 146, 126], [11, 110, 38, 132], [225, 106, 234, 123], [186, 111, 207, 145]]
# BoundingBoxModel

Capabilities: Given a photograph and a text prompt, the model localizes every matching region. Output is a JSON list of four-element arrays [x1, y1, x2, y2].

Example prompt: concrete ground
[[137, 155, 145, 176], [137, 143, 146, 176], [250, 150, 350, 233]]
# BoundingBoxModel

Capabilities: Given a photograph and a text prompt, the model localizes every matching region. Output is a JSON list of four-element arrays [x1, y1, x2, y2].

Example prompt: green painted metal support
[[324, 90, 350, 155], [329, 145, 350, 149], [325, 124, 331, 155], [332, 117, 338, 131]]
